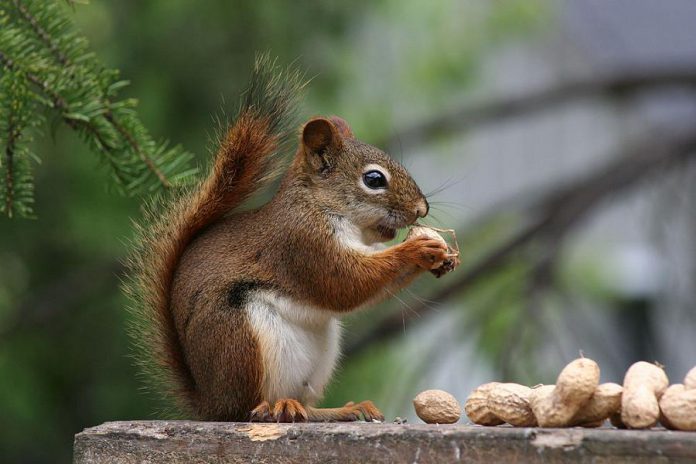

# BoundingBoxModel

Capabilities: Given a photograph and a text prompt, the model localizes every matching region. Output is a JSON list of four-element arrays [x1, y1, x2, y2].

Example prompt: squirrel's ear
[[328, 116, 354, 138], [302, 117, 343, 173]]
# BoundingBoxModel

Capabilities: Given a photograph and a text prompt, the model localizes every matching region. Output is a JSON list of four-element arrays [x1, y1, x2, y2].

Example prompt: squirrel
[[125, 55, 456, 423]]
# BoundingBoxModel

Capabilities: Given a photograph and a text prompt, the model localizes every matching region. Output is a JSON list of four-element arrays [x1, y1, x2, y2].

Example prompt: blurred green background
[[3, 1, 696, 462]]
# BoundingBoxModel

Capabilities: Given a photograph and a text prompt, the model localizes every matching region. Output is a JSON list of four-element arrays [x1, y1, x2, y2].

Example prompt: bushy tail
[[123, 55, 305, 415]]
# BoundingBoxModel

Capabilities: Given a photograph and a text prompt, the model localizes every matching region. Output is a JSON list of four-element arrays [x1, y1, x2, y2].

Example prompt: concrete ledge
[[73, 420, 696, 464]]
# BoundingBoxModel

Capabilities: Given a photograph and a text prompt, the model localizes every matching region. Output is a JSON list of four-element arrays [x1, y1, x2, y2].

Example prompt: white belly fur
[[245, 290, 341, 405]]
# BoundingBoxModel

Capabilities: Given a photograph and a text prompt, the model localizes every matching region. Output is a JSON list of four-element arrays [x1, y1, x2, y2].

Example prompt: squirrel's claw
[[431, 253, 461, 278], [250, 401, 273, 422], [272, 399, 309, 423], [250, 399, 309, 422]]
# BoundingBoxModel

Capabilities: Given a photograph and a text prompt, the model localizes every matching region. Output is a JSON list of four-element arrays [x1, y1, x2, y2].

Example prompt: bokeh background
[[2, 0, 696, 462]]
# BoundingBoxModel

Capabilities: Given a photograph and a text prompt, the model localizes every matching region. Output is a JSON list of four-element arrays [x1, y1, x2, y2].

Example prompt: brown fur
[[129, 61, 445, 422], [128, 111, 285, 417], [168, 114, 445, 421]]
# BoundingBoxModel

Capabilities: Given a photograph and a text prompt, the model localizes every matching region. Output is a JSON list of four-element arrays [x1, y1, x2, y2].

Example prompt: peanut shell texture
[[488, 383, 536, 427], [660, 384, 696, 431], [621, 361, 669, 429], [413, 389, 461, 424], [464, 382, 504, 426]]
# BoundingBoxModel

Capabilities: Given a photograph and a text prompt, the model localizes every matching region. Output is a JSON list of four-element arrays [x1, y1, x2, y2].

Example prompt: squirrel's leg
[[179, 293, 265, 421], [309, 235, 449, 311]]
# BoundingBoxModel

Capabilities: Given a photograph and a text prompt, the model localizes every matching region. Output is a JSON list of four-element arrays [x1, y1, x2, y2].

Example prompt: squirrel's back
[[124, 56, 305, 416]]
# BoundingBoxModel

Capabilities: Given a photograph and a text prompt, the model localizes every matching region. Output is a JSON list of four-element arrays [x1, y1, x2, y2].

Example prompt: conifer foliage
[[0, 0, 197, 218]]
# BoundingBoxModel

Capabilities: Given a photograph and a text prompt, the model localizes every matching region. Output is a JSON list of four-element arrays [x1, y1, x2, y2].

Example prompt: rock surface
[[74, 421, 696, 463]]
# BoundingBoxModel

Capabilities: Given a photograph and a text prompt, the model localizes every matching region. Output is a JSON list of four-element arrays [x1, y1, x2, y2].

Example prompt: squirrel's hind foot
[[250, 399, 309, 423], [306, 400, 384, 422], [249, 399, 384, 423]]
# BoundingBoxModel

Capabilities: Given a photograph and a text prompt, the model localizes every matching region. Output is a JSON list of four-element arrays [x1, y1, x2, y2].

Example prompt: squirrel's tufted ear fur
[[328, 116, 354, 138], [302, 117, 346, 174]]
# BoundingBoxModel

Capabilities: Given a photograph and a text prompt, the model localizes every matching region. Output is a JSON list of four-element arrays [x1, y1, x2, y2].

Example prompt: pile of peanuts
[[464, 358, 696, 431]]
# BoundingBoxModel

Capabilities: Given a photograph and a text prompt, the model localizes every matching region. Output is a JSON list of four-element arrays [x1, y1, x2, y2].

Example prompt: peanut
[[406, 226, 447, 249], [530, 358, 600, 427], [406, 225, 459, 276], [413, 389, 461, 424], [488, 383, 536, 427], [659, 366, 696, 431], [569, 382, 622, 426], [659, 384, 696, 431], [621, 361, 668, 429], [464, 382, 504, 426]]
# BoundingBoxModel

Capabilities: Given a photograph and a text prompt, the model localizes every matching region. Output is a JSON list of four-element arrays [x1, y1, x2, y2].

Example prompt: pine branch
[[103, 111, 171, 188], [3, 113, 17, 216], [0, 70, 41, 218], [0, 0, 197, 216], [9, 0, 173, 187], [12, 0, 70, 66], [14, 0, 178, 188], [0, 50, 132, 189]]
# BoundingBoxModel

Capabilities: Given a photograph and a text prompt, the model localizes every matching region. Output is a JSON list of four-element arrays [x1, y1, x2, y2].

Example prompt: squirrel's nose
[[415, 198, 429, 219]]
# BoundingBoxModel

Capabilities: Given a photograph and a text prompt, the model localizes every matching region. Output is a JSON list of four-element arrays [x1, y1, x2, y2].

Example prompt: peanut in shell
[[621, 361, 669, 429], [487, 383, 536, 427], [531, 358, 600, 427], [622, 384, 661, 429], [413, 389, 461, 424], [406, 226, 460, 276], [529, 385, 557, 425], [464, 382, 504, 426], [569, 382, 622, 426], [659, 384, 696, 431], [406, 226, 447, 248]]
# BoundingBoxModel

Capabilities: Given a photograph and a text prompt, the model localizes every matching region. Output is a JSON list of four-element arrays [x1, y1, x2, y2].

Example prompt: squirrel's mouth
[[369, 209, 415, 242], [372, 210, 414, 241]]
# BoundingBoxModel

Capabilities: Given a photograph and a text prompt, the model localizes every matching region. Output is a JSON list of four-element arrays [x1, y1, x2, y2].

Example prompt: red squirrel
[[125, 56, 456, 422]]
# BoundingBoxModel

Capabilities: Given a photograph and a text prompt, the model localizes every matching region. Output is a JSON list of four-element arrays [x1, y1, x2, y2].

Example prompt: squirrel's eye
[[362, 170, 388, 189]]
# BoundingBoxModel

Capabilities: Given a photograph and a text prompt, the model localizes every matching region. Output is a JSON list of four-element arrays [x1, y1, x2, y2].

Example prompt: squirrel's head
[[294, 116, 429, 242]]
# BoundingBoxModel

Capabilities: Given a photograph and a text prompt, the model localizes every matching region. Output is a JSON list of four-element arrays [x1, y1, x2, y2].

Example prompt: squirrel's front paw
[[400, 236, 449, 270], [250, 401, 273, 422], [431, 253, 461, 278]]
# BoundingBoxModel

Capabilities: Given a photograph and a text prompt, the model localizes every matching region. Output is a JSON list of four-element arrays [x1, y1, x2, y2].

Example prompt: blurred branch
[[499, 240, 558, 379], [382, 66, 696, 152], [348, 125, 696, 357]]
